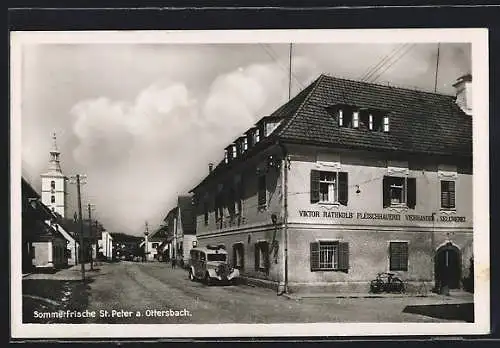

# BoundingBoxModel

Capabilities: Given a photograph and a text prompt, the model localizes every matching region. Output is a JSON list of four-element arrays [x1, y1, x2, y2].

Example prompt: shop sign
[[298, 210, 466, 222]]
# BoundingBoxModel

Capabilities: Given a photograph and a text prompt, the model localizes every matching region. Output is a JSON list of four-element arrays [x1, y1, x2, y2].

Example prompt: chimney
[[208, 163, 213, 173], [453, 74, 472, 116]]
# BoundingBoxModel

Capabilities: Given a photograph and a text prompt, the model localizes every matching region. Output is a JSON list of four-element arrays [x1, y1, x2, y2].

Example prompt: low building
[[22, 177, 68, 272], [190, 74, 473, 294], [162, 196, 198, 267], [99, 231, 114, 261]]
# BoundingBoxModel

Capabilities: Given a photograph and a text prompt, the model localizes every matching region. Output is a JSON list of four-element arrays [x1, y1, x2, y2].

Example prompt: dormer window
[[338, 109, 343, 126], [353, 111, 359, 128], [255, 129, 260, 143], [383, 116, 390, 132], [232, 145, 237, 159]]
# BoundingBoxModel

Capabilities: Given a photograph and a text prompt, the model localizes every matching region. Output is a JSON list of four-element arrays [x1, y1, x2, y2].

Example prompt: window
[[208, 253, 226, 262], [232, 145, 237, 159], [353, 111, 359, 128], [243, 137, 248, 151], [382, 176, 416, 208], [310, 241, 349, 272], [369, 114, 374, 130], [441, 180, 456, 209], [232, 243, 245, 270], [51, 195, 56, 203], [254, 241, 269, 272], [258, 175, 266, 209], [338, 109, 343, 126], [224, 149, 229, 164], [389, 242, 408, 271], [152, 243, 159, 249], [383, 116, 390, 132], [51, 180, 55, 189], [254, 129, 260, 143], [310, 170, 348, 205]]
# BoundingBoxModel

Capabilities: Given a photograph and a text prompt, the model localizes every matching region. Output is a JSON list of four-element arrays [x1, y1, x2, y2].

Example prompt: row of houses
[[21, 134, 114, 274], [143, 196, 197, 267], [182, 73, 474, 293]]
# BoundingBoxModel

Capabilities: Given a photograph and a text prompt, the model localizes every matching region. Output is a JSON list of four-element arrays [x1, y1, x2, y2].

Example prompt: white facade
[[99, 231, 114, 260], [40, 133, 67, 218]]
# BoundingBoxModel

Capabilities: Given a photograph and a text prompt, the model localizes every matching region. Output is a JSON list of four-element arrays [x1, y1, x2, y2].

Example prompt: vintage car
[[188, 245, 239, 285]]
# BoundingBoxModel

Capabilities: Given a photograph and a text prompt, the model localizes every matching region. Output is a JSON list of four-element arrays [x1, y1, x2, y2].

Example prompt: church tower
[[40, 132, 67, 218]]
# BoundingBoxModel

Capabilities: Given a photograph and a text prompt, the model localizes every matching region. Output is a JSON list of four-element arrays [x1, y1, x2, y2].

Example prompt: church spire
[[48, 131, 62, 173]]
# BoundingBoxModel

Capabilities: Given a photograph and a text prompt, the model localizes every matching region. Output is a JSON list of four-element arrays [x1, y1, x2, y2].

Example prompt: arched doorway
[[435, 243, 462, 289]]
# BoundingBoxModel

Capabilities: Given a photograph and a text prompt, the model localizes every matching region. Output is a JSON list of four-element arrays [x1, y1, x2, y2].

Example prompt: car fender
[[227, 268, 239, 280]]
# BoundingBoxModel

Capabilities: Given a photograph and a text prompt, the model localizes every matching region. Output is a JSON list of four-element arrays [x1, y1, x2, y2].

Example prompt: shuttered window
[[254, 241, 269, 272], [232, 243, 244, 270], [310, 241, 349, 272], [258, 175, 267, 209], [382, 176, 416, 209], [389, 242, 408, 271], [441, 180, 456, 209], [310, 170, 348, 205]]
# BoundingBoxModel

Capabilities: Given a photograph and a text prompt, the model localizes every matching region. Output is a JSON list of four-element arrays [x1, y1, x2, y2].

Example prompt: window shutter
[[254, 243, 259, 270], [263, 242, 270, 272], [407, 178, 416, 209], [383, 176, 390, 208], [401, 242, 409, 271], [339, 242, 349, 272], [338, 172, 348, 206], [310, 170, 320, 203], [310, 242, 319, 271], [449, 181, 456, 208]]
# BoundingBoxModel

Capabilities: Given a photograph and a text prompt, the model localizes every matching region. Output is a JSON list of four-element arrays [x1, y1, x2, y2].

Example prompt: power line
[[259, 43, 305, 90], [359, 44, 408, 82], [369, 44, 416, 83]]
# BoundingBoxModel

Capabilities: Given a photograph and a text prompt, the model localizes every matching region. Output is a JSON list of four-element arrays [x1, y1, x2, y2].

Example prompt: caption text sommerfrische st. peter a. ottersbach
[[33, 308, 192, 319]]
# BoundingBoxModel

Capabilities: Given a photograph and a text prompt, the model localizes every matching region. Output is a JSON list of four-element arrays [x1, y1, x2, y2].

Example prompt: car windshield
[[207, 254, 226, 261]]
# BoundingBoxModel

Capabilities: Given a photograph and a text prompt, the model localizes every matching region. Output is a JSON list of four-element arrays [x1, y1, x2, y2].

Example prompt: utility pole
[[87, 203, 95, 270], [434, 43, 440, 92], [94, 220, 100, 265], [288, 43, 293, 101], [144, 221, 149, 262], [69, 174, 87, 281]]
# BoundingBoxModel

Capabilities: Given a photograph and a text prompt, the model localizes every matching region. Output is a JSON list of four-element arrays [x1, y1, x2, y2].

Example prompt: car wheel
[[189, 270, 195, 282]]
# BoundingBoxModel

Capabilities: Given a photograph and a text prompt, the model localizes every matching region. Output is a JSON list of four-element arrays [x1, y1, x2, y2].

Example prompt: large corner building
[[190, 74, 473, 294]]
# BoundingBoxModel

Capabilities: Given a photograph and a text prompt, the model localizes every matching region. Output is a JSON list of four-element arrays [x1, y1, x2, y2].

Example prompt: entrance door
[[435, 244, 461, 289]]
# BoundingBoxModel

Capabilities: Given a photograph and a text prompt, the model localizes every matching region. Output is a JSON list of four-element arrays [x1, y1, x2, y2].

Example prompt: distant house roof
[[191, 74, 472, 192]]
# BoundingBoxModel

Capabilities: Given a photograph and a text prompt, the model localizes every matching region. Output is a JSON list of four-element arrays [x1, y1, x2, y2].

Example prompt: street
[[28, 261, 469, 324]]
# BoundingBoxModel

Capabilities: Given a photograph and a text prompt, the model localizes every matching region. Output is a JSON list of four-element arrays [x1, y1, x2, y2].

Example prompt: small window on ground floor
[[389, 241, 409, 271], [232, 243, 245, 270], [310, 241, 349, 272], [254, 241, 269, 272]]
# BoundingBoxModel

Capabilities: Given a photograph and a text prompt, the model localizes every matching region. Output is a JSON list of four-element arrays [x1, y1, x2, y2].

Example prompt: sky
[[20, 40, 471, 236]]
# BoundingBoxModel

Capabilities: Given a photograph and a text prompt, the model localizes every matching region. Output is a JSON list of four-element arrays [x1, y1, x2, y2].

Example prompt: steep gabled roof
[[277, 74, 472, 156], [191, 74, 472, 193]]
